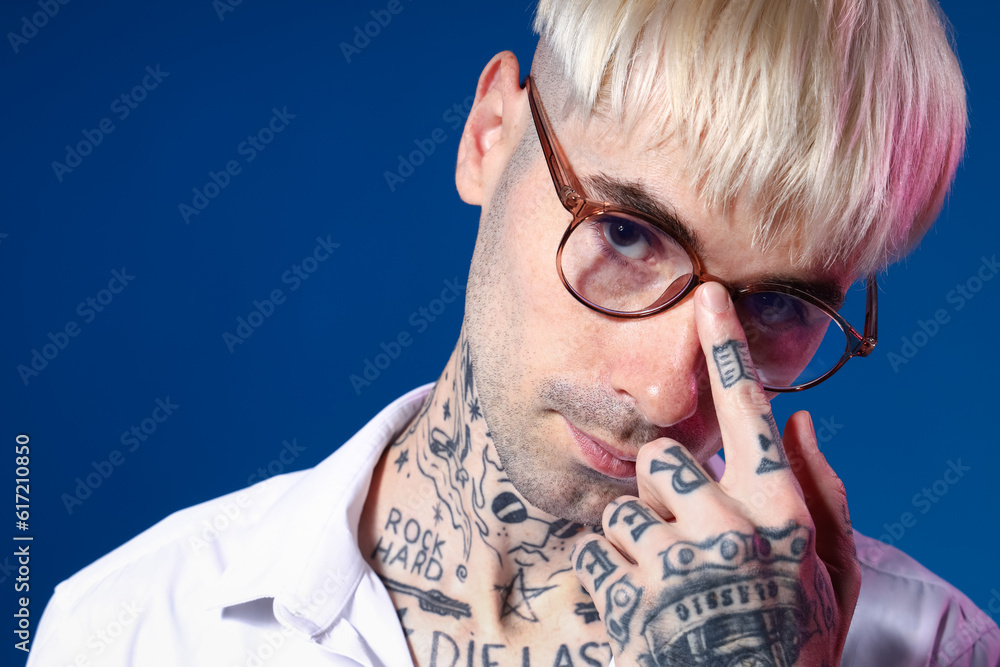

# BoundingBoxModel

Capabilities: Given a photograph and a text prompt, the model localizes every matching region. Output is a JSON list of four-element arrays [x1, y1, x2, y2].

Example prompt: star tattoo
[[443, 399, 451, 420], [394, 449, 409, 473], [496, 569, 557, 623], [433, 503, 443, 526], [468, 397, 482, 421]]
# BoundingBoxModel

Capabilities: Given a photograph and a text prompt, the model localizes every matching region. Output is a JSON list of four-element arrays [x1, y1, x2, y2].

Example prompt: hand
[[571, 282, 861, 667]]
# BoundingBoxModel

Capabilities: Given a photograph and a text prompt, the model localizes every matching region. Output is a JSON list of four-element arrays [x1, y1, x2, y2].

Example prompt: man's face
[[463, 85, 851, 526]]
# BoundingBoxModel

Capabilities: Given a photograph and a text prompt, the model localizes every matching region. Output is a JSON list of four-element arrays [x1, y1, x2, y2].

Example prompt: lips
[[563, 418, 637, 480]]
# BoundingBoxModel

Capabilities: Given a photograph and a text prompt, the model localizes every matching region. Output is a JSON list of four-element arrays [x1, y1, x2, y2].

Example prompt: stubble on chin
[[483, 396, 641, 527], [482, 374, 720, 525]]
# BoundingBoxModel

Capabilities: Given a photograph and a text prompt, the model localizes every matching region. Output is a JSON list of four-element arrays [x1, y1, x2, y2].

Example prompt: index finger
[[694, 282, 800, 496]]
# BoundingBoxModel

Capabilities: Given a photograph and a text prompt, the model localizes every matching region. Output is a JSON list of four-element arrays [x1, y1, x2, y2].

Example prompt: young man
[[30, 1, 998, 665]]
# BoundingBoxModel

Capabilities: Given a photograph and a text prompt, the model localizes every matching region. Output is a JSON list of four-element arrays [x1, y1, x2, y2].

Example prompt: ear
[[455, 51, 525, 206]]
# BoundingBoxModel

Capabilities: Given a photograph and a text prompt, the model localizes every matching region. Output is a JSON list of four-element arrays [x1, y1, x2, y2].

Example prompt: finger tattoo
[[608, 500, 660, 542], [575, 541, 619, 591], [650, 446, 710, 494], [756, 414, 789, 475], [712, 339, 757, 388]]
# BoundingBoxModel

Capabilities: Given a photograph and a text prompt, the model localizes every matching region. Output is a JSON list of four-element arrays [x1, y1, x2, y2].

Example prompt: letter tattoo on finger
[[608, 500, 661, 542], [575, 541, 619, 591], [650, 446, 709, 494]]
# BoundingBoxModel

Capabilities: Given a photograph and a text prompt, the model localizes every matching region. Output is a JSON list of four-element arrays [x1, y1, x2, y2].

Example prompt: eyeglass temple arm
[[525, 76, 587, 216], [856, 274, 878, 357]]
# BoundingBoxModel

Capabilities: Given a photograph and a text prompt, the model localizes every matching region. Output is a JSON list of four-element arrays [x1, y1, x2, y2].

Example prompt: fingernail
[[701, 282, 730, 313], [805, 412, 819, 451]]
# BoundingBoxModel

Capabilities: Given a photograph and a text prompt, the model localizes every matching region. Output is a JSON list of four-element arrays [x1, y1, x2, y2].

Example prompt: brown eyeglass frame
[[524, 75, 878, 392]]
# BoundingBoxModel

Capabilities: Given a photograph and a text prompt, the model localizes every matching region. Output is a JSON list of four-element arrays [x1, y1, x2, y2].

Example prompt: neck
[[359, 329, 602, 639]]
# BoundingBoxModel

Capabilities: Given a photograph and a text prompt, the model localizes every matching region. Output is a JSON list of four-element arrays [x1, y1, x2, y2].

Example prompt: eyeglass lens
[[560, 213, 853, 389]]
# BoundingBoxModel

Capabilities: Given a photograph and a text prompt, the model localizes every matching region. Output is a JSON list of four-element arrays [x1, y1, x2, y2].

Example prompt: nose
[[607, 299, 704, 428]]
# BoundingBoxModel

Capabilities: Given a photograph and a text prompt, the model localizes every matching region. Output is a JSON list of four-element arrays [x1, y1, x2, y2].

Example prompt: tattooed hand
[[571, 282, 861, 667]]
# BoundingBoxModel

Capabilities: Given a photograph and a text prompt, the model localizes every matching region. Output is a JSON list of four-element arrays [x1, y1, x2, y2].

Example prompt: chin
[[500, 447, 639, 527]]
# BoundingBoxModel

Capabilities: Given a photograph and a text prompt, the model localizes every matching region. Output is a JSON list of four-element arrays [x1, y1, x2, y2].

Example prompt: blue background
[[1, 1, 996, 663]]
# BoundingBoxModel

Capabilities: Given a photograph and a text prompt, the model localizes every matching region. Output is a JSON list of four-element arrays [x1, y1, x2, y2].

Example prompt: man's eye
[[758, 295, 800, 324], [742, 293, 802, 328], [601, 219, 652, 260]]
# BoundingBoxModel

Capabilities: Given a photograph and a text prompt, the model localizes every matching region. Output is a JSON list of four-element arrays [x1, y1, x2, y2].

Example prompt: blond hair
[[533, 0, 967, 275]]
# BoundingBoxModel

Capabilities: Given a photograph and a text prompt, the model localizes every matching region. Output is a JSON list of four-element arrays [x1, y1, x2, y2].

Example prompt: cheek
[[505, 202, 607, 381]]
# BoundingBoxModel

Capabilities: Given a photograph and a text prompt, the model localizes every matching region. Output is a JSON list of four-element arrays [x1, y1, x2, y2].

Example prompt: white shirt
[[29, 384, 1000, 666]]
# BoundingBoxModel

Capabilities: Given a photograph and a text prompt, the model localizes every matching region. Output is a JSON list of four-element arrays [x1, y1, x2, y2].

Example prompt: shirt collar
[[205, 383, 434, 638]]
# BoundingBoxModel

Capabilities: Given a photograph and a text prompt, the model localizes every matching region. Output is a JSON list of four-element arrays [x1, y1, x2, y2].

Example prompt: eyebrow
[[581, 173, 846, 309], [584, 173, 704, 255]]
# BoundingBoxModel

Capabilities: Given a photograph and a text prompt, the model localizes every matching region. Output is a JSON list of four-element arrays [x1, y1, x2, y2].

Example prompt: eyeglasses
[[525, 75, 878, 392]]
